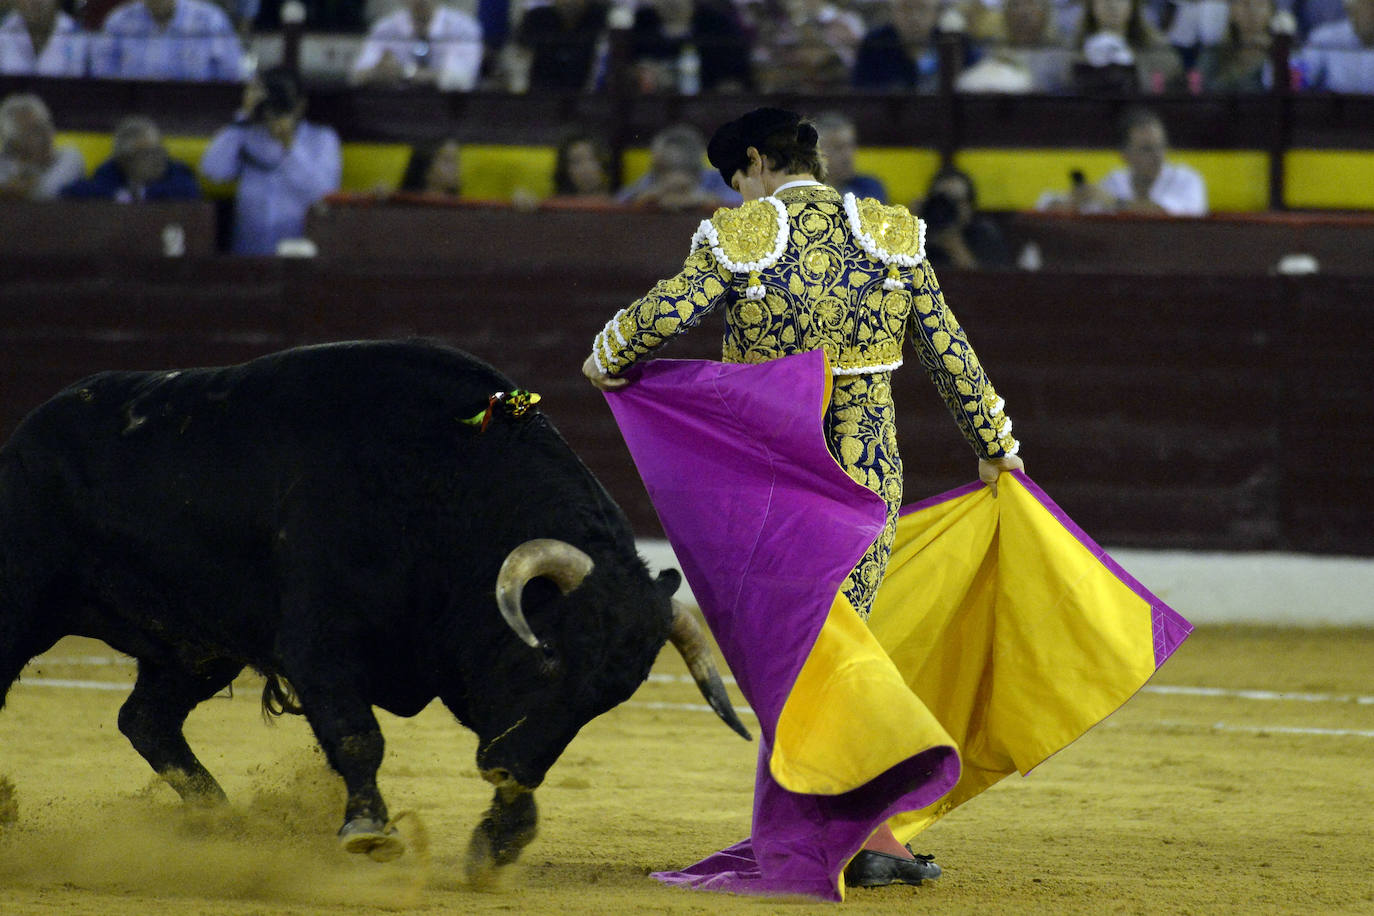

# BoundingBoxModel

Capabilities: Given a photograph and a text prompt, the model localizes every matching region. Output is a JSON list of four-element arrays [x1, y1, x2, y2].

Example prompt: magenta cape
[[603, 351, 1191, 901]]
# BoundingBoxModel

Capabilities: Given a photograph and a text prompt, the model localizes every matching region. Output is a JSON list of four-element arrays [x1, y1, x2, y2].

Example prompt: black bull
[[0, 340, 748, 877]]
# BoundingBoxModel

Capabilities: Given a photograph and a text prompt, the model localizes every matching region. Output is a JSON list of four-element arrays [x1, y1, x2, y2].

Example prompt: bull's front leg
[[284, 669, 405, 863], [466, 782, 537, 888]]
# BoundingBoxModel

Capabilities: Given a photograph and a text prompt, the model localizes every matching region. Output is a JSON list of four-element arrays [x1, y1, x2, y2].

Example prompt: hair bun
[[796, 123, 819, 149]]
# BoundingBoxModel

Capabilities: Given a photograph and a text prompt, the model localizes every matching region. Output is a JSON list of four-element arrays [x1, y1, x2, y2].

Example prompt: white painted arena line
[[629, 700, 758, 718], [16, 675, 1372, 740], [649, 673, 1374, 706], [1141, 684, 1374, 705], [16, 677, 133, 692], [21, 668, 1374, 733], [1152, 720, 1374, 739], [626, 704, 1374, 739], [28, 654, 136, 667]]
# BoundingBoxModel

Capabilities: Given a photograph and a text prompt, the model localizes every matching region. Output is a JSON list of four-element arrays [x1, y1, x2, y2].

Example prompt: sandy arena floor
[[1, 625, 1371, 915]]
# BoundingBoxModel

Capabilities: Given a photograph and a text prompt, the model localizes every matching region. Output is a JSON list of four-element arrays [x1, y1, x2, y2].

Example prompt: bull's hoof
[[465, 788, 537, 889], [339, 817, 405, 863], [464, 828, 506, 891]]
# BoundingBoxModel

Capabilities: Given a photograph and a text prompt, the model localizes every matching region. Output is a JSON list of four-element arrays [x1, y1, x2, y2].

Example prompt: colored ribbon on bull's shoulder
[[601, 350, 1190, 902], [458, 389, 542, 433]]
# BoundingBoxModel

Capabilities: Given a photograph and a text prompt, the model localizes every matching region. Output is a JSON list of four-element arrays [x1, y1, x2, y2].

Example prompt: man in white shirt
[[1043, 106, 1208, 216], [351, 0, 483, 90], [1296, 0, 1374, 92], [0, 92, 85, 199], [91, 0, 243, 82], [0, 0, 87, 76]]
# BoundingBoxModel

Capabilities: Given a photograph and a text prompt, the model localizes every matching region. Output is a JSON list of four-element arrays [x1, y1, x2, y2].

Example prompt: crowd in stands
[[1, 68, 343, 255], [1, 0, 1370, 258], [0, 0, 1371, 93], [2, 63, 1205, 265]]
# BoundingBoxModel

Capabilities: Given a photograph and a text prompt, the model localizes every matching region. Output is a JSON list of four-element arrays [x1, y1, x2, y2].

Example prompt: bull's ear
[[654, 568, 682, 597]]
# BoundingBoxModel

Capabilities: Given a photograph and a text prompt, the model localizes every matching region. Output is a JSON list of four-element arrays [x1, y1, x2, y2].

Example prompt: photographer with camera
[[199, 67, 341, 255], [917, 167, 1010, 269]]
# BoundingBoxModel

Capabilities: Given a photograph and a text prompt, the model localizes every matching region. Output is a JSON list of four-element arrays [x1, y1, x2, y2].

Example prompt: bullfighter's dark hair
[[707, 108, 827, 188]]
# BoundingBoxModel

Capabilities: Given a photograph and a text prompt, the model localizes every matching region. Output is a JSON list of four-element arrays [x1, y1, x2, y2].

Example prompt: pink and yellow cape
[[603, 350, 1191, 901]]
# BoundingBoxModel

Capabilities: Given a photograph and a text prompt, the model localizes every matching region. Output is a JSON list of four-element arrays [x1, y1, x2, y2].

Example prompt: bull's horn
[[670, 600, 752, 740], [495, 539, 594, 648]]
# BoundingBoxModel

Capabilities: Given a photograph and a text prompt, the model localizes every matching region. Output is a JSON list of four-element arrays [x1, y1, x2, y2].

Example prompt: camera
[[249, 67, 303, 122]]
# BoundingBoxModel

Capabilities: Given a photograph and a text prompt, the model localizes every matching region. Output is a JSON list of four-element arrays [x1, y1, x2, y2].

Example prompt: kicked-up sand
[[1, 625, 1372, 915]]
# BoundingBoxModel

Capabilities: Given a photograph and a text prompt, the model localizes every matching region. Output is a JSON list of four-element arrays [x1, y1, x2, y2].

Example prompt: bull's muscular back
[[2, 340, 636, 684]]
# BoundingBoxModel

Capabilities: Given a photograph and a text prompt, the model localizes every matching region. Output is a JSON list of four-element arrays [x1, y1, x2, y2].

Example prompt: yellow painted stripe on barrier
[[459, 143, 556, 200], [340, 141, 412, 194], [852, 148, 942, 207], [1285, 149, 1374, 209], [953, 149, 1120, 210], [953, 148, 1269, 213], [56, 130, 113, 167], [1170, 149, 1269, 212], [59, 136, 1346, 214], [621, 147, 652, 187]]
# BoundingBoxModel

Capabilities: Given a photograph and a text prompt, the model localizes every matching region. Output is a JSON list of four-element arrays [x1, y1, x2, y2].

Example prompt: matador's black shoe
[[844, 850, 942, 887]]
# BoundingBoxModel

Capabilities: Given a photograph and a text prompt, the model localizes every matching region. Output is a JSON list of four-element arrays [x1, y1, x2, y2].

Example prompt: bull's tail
[[261, 672, 304, 718]]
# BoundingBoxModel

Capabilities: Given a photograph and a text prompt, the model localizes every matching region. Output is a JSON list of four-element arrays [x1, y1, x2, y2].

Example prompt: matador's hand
[[583, 354, 629, 391], [979, 455, 1025, 498]]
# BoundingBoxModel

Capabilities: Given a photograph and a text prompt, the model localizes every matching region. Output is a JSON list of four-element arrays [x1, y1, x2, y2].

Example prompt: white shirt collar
[[773, 179, 826, 193]]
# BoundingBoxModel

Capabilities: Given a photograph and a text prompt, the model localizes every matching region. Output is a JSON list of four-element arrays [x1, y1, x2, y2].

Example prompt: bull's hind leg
[[0, 633, 58, 711], [0, 607, 67, 712], [0, 534, 71, 712], [117, 658, 243, 804]]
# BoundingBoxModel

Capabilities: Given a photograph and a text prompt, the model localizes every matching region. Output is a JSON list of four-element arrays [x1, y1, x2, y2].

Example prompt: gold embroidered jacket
[[592, 184, 1018, 459]]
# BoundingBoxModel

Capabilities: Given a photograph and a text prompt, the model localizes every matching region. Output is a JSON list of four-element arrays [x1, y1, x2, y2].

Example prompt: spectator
[[1296, 0, 1374, 90], [199, 67, 341, 254], [956, 0, 1076, 92], [628, 0, 753, 92], [1197, 0, 1277, 90], [1040, 106, 1207, 215], [62, 115, 200, 200], [852, 0, 943, 91], [1071, 0, 1185, 92], [351, 0, 483, 91], [751, 0, 865, 92], [1294, 0, 1349, 35], [814, 110, 887, 201], [400, 137, 462, 194], [511, 0, 608, 91], [1163, 0, 1232, 59], [476, 0, 511, 56], [91, 0, 243, 81], [0, 0, 87, 75], [0, 93, 84, 200], [552, 131, 613, 198], [916, 166, 1011, 269], [616, 122, 739, 211]]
